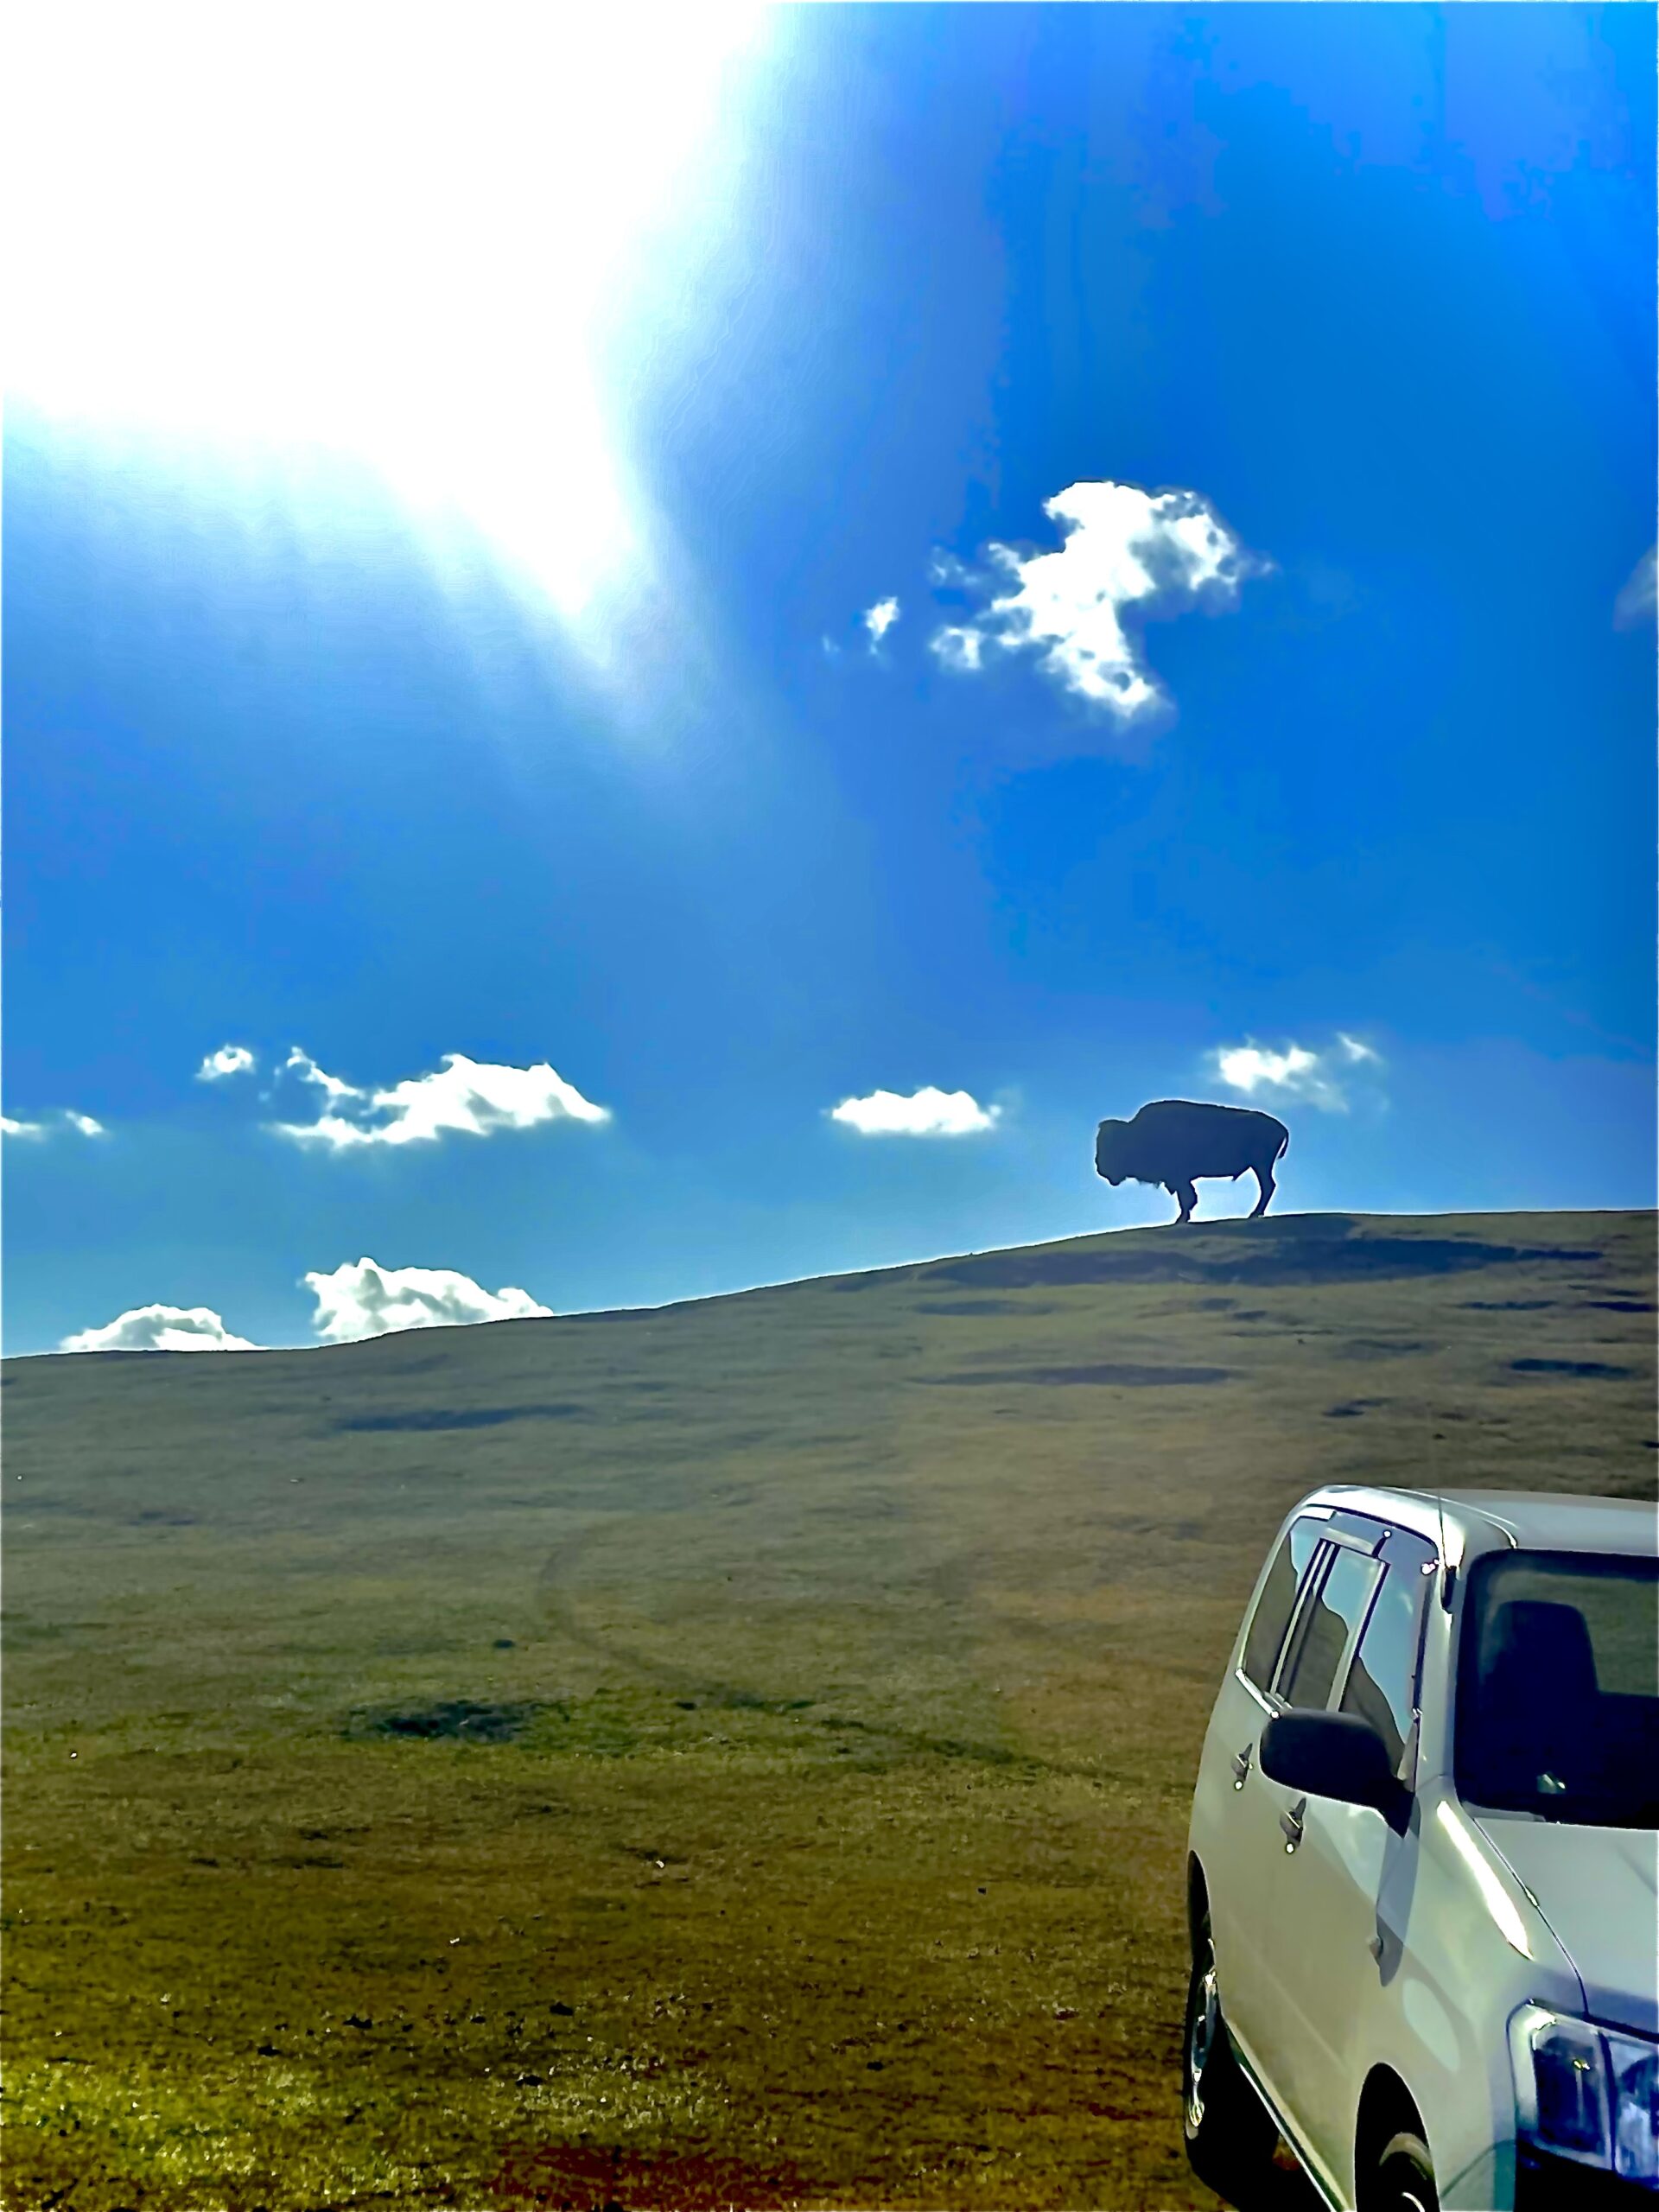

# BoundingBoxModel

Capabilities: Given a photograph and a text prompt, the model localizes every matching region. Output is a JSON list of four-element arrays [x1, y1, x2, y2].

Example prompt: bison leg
[[1171, 1179, 1198, 1225], [1249, 1162, 1275, 1218]]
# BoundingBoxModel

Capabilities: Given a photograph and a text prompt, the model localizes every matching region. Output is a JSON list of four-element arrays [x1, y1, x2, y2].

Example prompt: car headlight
[[1510, 2004, 1659, 2187]]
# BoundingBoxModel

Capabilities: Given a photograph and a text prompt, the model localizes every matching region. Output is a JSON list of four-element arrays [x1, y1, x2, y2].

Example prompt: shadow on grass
[[826, 1217, 1606, 1295], [335, 1405, 587, 1432], [1510, 1358, 1632, 1379], [924, 1363, 1231, 1388]]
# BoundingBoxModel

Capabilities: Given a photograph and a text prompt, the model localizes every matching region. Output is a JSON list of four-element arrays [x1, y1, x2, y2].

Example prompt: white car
[[1184, 1485, 1658, 2210]]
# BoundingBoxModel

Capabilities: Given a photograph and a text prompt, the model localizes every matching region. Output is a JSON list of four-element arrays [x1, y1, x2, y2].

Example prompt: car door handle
[[1231, 1745, 1253, 1789], [1281, 1797, 1306, 1853]]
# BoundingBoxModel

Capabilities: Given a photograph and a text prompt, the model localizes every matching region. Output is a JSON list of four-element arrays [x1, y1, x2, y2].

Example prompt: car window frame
[[1332, 1529, 1439, 1783]]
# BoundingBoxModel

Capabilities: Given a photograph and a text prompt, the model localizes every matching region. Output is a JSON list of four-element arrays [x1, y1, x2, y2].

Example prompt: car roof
[[1299, 1484, 1658, 1564]]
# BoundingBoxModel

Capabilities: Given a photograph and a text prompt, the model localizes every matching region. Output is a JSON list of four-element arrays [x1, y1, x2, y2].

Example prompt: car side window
[[1339, 1535, 1435, 1777], [1239, 1516, 1325, 1693], [1278, 1544, 1382, 1711]]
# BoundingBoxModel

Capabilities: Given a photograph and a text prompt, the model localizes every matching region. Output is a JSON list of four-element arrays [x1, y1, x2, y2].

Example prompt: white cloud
[[1210, 1035, 1383, 1114], [283, 1046, 366, 1102], [1214, 1043, 1322, 1096], [931, 624, 985, 673], [60, 1304, 259, 1353], [862, 595, 900, 645], [1615, 546, 1656, 629], [197, 1044, 257, 1082], [930, 480, 1267, 720], [830, 1085, 1001, 1137], [271, 1048, 609, 1150], [3, 1107, 105, 1140], [302, 1257, 553, 1343], [927, 549, 980, 589]]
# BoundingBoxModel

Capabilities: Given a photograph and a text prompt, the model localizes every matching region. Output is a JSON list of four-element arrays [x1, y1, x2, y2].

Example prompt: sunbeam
[[10, 3, 772, 627]]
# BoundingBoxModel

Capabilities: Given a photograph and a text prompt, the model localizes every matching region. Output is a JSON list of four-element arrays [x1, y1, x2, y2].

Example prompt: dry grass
[[3, 1209, 1654, 2210]]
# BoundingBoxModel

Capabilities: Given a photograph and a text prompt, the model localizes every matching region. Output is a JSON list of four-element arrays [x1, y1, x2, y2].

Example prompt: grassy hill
[[4, 1209, 1654, 2211]]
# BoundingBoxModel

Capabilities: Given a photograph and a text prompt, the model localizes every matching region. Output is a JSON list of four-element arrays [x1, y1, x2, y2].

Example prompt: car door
[[1202, 1513, 1329, 2073], [1265, 1529, 1438, 2185], [1242, 1529, 1388, 2124]]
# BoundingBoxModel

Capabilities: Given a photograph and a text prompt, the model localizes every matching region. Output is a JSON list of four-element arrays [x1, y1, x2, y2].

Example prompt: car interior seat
[[1471, 1599, 1601, 1802]]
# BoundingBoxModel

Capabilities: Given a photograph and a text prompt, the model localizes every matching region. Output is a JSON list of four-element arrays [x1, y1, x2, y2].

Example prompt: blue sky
[[6, 3, 1655, 1354]]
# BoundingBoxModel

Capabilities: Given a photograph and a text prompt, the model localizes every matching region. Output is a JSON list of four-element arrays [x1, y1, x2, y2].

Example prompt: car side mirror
[[1260, 1711, 1408, 1832]]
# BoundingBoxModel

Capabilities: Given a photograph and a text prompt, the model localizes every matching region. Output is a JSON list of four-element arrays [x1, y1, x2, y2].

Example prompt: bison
[[1094, 1098, 1290, 1224]]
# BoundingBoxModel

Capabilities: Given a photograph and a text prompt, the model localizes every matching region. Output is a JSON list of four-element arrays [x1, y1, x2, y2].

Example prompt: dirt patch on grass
[[346, 1699, 547, 1743], [489, 2141, 814, 2210]]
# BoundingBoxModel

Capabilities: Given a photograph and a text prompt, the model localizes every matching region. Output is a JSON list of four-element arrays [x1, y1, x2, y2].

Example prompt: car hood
[[1476, 1815, 1659, 2036]]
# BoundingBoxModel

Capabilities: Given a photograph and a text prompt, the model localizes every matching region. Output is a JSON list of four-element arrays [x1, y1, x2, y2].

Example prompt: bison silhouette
[[1095, 1099, 1290, 1224]]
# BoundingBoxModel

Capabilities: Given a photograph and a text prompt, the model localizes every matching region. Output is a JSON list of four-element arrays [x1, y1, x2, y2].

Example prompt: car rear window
[[1240, 1516, 1325, 1692], [1280, 1545, 1382, 1711]]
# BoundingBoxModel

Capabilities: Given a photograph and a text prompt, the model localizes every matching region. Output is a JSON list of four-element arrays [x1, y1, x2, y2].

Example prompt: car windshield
[[1457, 1550, 1659, 1829]]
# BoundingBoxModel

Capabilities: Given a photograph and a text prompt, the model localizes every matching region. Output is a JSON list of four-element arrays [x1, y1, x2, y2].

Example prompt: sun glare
[[9, 3, 772, 623]]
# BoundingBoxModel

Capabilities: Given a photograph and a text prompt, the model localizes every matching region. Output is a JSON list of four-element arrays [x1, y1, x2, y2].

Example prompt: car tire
[[1182, 1917, 1278, 2203], [1366, 2128, 1439, 2212]]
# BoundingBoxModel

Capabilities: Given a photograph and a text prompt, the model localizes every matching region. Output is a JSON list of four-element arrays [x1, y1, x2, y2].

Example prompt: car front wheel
[[1182, 1918, 1278, 2202], [1363, 2128, 1439, 2212]]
